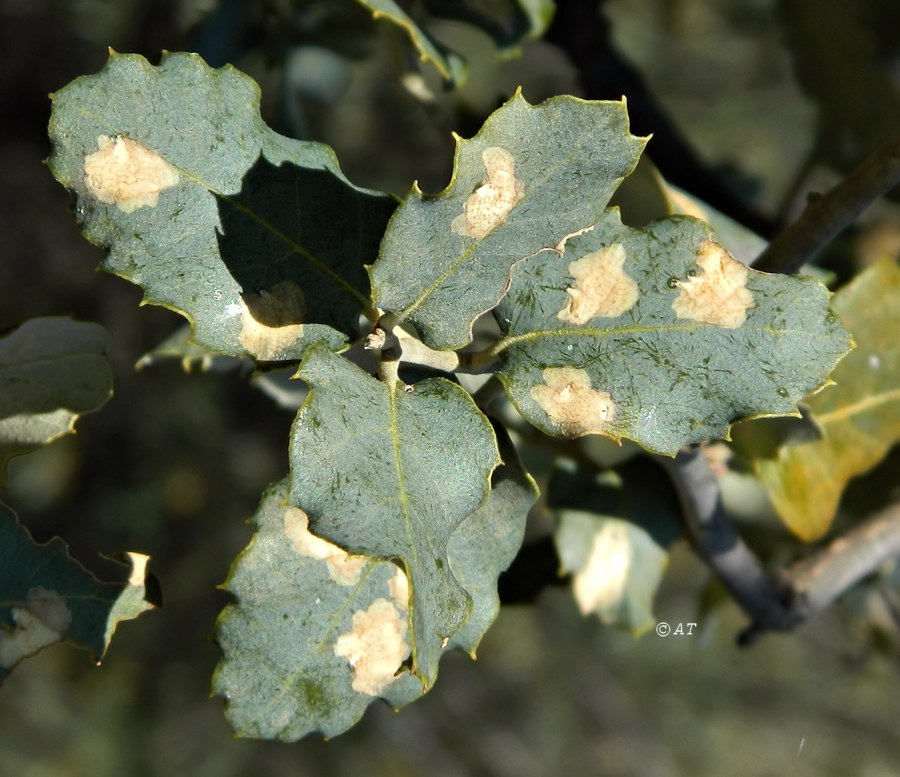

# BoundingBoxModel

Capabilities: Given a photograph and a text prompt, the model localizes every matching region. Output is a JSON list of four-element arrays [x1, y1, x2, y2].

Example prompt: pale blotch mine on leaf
[[451, 146, 525, 240], [557, 243, 639, 324], [530, 367, 617, 437], [83, 135, 180, 213], [238, 281, 306, 361], [572, 523, 630, 618], [283, 507, 366, 586], [0, 587, 72, 669], [671, 240, 754, 329], [333, 599, 410, 696]]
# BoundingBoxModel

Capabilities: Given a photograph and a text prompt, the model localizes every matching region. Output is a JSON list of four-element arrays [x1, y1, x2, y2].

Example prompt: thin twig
[[659, 448, 798, 637], [753, 130, 900, 275], [783, 500, 900, 622]]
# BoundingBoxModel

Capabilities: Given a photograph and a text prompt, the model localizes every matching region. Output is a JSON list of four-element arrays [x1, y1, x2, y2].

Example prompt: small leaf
[[48, 52, 395, 361], [369, 92, 646, 350], [744, 258, 900, 540], [549, 459, 681, 634], [494, 211, 852, 455], [215, 435, 533, 740], [215, 479, 409, 740], [0, 504, 157, 682], [288, 346, 500, 685], [0, 317, 112, 483], [354, 0, 467, 83]]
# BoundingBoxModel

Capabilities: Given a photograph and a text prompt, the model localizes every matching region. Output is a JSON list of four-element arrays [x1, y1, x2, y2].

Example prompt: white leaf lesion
[[333, 598, 410, 696], [671, 240, 754, 329], [238, 281, 306, 361], [557, 243, 639, 324], [283, 507, 365, 586], [83, 135, 180, 213], [530, 367, 617, 437], [451, 146, 525, 240]]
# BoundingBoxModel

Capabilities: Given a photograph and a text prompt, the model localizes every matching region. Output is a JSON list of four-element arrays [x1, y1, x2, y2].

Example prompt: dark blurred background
[[2, 1, 900, 774]]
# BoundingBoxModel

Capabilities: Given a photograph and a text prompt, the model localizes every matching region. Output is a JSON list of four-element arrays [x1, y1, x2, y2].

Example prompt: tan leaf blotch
[[333, 599, 410, 696], [558, 243, 639, 324], [530, 367, 617, 437], [283, 507, 365, 586], [451, 146, 525, 240], [238, 281, 306, 361], [83, 135, 180, 213], [671, 240, 753, 328]]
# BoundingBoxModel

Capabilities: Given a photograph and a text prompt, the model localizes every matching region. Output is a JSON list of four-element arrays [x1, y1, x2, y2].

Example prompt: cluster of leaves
[[7, 0, 897, 743], [0, 318, 157, 682]]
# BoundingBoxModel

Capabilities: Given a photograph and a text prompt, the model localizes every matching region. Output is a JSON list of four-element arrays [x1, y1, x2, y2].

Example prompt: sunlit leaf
[[370, 92, 646, 350], [288, 346, 500, 685], [493, 210, 851, 455], [215, 425, 533, 739], [48, 51, 395, 361], [354, 0, 467, 83]]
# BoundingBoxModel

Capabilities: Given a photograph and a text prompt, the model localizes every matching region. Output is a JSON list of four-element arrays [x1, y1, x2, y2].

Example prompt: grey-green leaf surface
[[215, 479, 410, 741], [288, 346, 500, 686], [0, 505, 157, 682], [494, 211, 852, 455], [549, 459, 681, 634], [47, 51, 395, 361], [216, 431, 533, 740], [0, 317, 112, 483], [369, 92, 646, 350]]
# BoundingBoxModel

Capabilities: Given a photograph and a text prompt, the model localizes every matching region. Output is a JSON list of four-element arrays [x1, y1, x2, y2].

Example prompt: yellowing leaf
[[748, 258, 900, 540]]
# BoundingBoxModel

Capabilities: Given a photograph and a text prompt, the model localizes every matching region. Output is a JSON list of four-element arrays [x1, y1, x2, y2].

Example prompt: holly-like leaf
[[0, 505, 157, 682], [215, 479, 411, 740], [743, 258, 900, 540], [549, 458, 682, 634], [493, 211, 852, 455], [288, 346, 500, 685], [48, 51, 395, 362], [0, 317, 112, 484], [354, 0, 467, 84], [216, 428, 533, 740], [369, 92, 647, 350]]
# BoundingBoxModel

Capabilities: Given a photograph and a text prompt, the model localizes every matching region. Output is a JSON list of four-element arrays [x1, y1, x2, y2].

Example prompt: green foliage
[[550, 458, 681, 634], [215, 425, 534, 740], [734, 258, 900, 540], [0, 316, 156, 679], [0, 317, 112, 484], [495, 211, 850, 454], [47, 51, 395, 361], [0, 505, 157, 683], [39, 44, 864, 742]]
